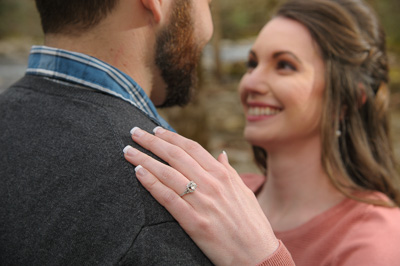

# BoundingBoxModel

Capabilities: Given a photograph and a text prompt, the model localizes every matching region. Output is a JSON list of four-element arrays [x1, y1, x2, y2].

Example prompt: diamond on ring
[[180, 181, 197, 197]]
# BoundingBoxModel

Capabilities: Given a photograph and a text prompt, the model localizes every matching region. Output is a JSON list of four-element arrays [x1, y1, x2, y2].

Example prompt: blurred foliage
[[0, 0, 398, 50], [0, 0, 41, 39], [367, 0, 400, 53], [216, 0, 280, 39], [213, 0, 400, 50]]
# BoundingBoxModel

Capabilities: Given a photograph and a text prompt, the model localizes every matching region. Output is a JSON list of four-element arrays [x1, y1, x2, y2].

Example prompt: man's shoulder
[[1, 74, 158, 138], [0, 75, 163, 204], [0, 76, 208, 265]]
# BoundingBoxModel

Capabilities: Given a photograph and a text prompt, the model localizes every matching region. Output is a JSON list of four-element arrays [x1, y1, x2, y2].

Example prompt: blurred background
[[0, 0, 399, 174]]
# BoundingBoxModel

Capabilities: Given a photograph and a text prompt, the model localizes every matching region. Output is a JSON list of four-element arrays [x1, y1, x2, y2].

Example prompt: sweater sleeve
[[256, 240, 295, 266]]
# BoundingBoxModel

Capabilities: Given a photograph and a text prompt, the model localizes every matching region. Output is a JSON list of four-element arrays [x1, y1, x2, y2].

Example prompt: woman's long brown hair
[[253, 0, 400, 207]]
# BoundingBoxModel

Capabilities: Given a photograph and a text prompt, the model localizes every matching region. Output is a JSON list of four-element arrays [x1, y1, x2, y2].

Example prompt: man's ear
[[141, 0, 163, 23]]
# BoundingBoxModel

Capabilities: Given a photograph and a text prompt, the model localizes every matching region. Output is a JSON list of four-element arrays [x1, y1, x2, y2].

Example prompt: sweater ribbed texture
[[0, 75, 212, 265], [242, 174, 400, 265], [256, 240, 294, 266]]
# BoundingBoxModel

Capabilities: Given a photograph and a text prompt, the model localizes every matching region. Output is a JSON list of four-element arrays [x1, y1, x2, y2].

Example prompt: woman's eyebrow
[[273, 51, 302, 65]]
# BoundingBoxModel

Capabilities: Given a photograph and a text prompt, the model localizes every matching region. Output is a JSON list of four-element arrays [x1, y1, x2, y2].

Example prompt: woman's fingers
[[123, 145, 192, 198], [153, 127, 225, 172], [130, 127, 222, 178], [132, 164, 197, 225], [132, 127, 223, 173], [123, 144, 279, 265], [124, 145, 208, 231]]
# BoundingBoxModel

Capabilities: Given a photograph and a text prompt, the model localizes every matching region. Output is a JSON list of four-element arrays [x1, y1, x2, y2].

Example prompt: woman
[[123, 0, 400, 265]]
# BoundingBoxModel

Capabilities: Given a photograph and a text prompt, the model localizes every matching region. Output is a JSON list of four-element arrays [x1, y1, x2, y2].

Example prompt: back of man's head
[[35, 0, 120, 35]]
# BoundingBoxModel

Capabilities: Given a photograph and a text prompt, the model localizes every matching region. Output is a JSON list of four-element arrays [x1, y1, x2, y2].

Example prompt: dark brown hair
[[253, 0, 400, 207], [35, 0, 119, 34]]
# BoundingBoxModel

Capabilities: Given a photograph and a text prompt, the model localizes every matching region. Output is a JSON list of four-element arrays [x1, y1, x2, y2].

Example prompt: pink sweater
[[241, 174, 400, 266]]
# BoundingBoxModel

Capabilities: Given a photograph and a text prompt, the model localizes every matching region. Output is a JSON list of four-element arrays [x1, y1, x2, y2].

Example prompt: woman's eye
[[246, 59, 258, 70], [277, 60, 296, 71]]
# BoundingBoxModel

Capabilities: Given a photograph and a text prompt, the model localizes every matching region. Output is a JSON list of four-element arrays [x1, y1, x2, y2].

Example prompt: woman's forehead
[[253, 17, 321, 60]]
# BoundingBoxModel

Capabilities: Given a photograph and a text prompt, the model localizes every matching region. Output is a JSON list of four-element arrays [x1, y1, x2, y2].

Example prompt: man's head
[[34, 0, 213, 107]]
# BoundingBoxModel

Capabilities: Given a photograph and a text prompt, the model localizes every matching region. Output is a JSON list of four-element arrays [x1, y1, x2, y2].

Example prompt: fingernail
[[223, 150, 229, 162], [123, 145, 138, 156], [130, 127, 144, 137], [135, 165, 147, 177], [153, 126, 166, 135]]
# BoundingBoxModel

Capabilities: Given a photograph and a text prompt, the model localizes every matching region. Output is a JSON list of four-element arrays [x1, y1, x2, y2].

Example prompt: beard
[[154, 0, 202, 108]]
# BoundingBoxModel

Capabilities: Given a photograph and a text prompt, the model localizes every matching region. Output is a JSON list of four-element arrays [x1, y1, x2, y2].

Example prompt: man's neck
[[45, 28, 157, 97]]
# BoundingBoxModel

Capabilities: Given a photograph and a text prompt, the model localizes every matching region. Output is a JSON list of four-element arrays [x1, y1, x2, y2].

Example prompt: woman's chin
[[244, 132, 268, 149]]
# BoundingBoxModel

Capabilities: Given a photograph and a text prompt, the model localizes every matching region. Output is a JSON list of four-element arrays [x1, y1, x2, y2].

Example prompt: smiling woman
[[123, 0, 400, 265], [239, 16, 325, 150]]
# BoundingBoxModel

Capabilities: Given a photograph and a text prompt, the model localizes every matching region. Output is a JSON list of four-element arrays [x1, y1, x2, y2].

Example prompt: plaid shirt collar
[[26, 45, 174, 131]]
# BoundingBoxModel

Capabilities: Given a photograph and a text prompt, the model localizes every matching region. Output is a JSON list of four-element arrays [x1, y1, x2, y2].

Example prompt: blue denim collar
[[26, 45, 174, 131]]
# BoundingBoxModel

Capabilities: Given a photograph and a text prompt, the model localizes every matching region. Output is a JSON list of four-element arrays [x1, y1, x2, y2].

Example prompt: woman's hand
[[123, 126, 279, 266]]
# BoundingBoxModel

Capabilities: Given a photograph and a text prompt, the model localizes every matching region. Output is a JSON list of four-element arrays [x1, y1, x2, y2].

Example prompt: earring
[[335, 130, 342, 137]]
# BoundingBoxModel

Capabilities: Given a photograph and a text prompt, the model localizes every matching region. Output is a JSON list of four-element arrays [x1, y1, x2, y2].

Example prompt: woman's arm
[[123, 126, 293, 265]]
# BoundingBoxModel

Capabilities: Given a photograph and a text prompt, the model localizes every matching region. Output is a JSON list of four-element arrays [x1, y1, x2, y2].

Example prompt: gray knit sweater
[[0, 75, 212, 265]]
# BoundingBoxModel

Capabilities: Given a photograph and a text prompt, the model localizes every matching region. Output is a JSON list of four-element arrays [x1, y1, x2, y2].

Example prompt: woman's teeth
[[248, 106, 281, 116]]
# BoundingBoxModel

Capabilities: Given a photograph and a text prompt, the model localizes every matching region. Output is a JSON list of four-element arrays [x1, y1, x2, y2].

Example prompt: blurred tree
[[367, 0, 400, 52], [0, 0, 398, 50], [211, 0, 223, 80], [0, 0, 41, 39], [217, 0, 278, 39]]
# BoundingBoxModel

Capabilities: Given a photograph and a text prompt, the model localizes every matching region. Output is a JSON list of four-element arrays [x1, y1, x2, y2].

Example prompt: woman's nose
[[240, 67, 270, 95]]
